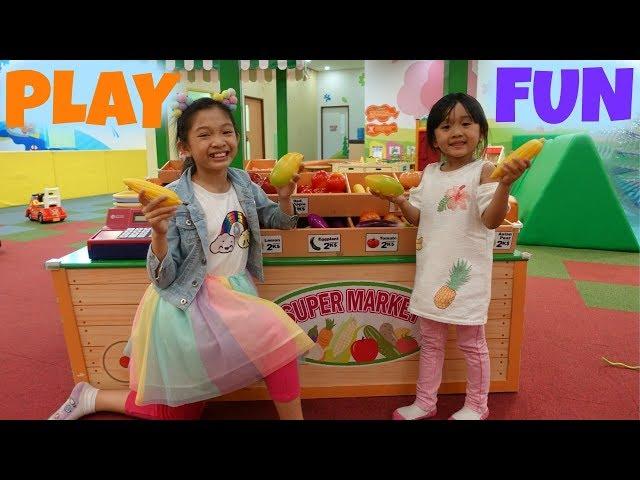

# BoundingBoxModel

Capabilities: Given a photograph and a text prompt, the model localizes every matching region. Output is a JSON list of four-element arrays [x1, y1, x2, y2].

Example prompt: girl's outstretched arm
[[481, 159, 530, 229]]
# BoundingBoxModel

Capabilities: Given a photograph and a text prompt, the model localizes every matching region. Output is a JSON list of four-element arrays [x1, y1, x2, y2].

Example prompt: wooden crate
[[333, 162, 395, 173], [299, 160, 344, 173], [144, 177, 163, 186], [494, 220, 522, 254], [333, 161, 412, 173], [276, 172, 396, 218], [245, 159, 276, 172], [265, 172, 400, 218], [262, 219, 521, 257], [158, 159, 183, 184], [261, 222, 419, 257], [483, 145, 505, 164]]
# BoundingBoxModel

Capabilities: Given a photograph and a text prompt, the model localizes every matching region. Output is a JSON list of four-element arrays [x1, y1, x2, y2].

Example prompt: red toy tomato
[[261, 176, 278, 194], [367, 238, 380, 248], [119, 356, 130, 368], [311, 170, 329, 190], [350, 337, 379, 362], [248, 172, 264, 186], [326, 173, 347, 193], [298, 185, 313, 194], [396, 336, 419, 354]]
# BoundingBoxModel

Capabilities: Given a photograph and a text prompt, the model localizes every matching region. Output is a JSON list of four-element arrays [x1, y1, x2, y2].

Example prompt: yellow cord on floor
[[601, 357, 640, 370]]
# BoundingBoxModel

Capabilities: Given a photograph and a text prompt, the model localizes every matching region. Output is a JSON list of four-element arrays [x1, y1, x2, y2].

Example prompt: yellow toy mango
[[490, 138, 545, 179], [365, 174, 404, 197], [269, 152, 304, 187]]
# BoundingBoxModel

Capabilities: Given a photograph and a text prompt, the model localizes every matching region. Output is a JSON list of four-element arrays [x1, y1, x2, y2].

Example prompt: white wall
[[317, 69, 365, 158], [364, 60, 443, 129], [287, 69, 318, 160]]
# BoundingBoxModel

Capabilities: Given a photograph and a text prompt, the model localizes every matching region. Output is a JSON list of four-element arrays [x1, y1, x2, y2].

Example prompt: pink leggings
[[124, 359, 301, 420], [414, 317, 490, 415]]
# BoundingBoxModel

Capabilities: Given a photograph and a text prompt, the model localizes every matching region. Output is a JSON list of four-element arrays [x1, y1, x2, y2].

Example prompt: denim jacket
[[146, 166, 298, 311]]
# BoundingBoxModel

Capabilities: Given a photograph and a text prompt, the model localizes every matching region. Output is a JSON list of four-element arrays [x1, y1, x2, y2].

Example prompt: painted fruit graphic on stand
[[307, 325, 318, 342], [350, 337, 378, 362], [396, 336, 419, 354], [303, 320, 420, 365], [317, 319, 335, 348]]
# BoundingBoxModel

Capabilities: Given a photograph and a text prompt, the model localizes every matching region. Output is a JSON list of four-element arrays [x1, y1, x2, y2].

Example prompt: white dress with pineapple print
[[407, 159, 499, 325]]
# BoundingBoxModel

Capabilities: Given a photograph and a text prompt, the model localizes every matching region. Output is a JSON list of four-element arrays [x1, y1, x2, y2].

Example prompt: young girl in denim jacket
[[49, 98, 314, 420]]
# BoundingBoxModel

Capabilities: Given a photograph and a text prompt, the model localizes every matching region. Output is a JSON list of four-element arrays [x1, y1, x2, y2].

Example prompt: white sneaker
[[392, 404, 437, 420], [449, 406, 489, 420], [48, 382, 98, 420]]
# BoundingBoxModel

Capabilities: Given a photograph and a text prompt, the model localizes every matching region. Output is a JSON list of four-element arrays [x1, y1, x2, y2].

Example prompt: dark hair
[[426, 93, 489, 158], [177, 97, 239, 173]]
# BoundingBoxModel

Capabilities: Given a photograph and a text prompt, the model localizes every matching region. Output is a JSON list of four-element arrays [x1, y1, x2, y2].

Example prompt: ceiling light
[[324, 66, 330, 71]]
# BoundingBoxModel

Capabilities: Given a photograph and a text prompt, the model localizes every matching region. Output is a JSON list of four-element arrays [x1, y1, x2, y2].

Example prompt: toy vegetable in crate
[[490, 138, 545, 179], [399, 171, 422, 189]]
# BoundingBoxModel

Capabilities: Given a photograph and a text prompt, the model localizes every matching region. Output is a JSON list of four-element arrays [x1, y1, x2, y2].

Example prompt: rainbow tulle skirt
[[126, 271, 313, 406]]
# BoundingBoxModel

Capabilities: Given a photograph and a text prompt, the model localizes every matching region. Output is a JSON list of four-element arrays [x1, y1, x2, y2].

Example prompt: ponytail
[[182, 155, 195, 174]]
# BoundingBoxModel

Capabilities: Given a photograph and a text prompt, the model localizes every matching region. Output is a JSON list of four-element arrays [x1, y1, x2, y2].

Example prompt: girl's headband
[[170, 88, 239, 118]]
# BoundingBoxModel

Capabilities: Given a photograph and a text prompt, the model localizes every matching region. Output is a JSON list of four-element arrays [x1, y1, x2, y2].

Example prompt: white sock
[[394, 403, 435, 420], [48, 382, 98, 420], [450, 406, 487, 420]]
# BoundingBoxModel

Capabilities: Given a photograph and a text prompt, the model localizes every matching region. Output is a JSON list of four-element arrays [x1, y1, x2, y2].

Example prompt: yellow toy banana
[[490, 138, 545, 179], [122, 178, 184, 207]]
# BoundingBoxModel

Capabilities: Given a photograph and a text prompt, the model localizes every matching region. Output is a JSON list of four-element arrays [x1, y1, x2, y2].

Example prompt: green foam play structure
[[511, 134, 560, 150], [510, 133, 639, 252]]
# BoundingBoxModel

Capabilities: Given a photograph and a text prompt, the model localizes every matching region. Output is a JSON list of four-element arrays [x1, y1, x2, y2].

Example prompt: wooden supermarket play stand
[[47, 170, 528, 401]]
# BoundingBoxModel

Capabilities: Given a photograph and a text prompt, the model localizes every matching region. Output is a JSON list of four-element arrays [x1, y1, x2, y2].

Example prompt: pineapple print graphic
[[433, 259, 471, 309]]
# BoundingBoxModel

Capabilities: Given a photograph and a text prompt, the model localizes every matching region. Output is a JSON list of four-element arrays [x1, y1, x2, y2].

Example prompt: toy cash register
[[87, 208, 152, 260]]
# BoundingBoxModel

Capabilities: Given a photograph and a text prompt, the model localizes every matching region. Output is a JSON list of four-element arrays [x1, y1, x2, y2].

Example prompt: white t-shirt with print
[[407, 160, 500, 325], [192, 182, 251, 276]]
